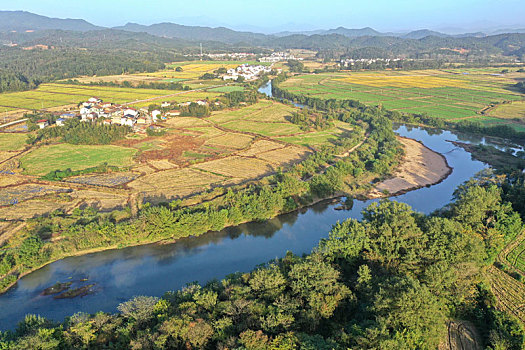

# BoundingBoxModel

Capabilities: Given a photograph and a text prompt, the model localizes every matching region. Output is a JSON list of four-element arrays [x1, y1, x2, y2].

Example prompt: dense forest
[[0, 47, 167, 93]]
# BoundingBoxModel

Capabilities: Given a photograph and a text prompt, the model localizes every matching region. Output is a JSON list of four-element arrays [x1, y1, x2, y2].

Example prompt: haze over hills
[[1, 10, 525, 44], [1, 10, 525, 60], [113, 22, 268, 45], [0, 11, 101, 32]]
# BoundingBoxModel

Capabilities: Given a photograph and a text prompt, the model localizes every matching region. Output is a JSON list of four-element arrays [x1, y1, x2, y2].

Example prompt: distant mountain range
[[2, 10, 525, 45], [1, 10, 525, 60], [0, 11, 101, 32], [113, 22, 268, 45]]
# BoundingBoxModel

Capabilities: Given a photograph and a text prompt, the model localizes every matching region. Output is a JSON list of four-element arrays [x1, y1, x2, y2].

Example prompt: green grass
[[0, 133, 28, 151], [20, 144, 137, 176], [183, 151, 213, 159]]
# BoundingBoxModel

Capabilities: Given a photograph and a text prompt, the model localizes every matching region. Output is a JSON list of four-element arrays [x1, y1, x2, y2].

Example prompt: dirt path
[[368, 136, 452, 198]]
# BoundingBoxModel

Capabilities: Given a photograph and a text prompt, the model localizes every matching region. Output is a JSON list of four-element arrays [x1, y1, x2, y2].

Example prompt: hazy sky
[[2, 0, 525, 33]]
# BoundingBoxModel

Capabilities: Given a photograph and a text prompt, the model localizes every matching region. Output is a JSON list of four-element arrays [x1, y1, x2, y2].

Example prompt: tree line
[[0, 47, 166, 93], [0, 106, 402, 297], [1, 178, 524, 349], [29, 118, 130, 145]]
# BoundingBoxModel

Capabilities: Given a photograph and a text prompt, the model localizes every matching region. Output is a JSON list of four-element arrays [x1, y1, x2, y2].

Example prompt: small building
[[55, 118, 66, 126], [136, 116, 148, 124], [103, 119, 112, 125], [123, 108, 138, 117], [166, 110, 181, 117], [111, 115, 122, 125], [161, 102, 171, 108], [36, 119, 49, 129], [151, 110, 162, 121]]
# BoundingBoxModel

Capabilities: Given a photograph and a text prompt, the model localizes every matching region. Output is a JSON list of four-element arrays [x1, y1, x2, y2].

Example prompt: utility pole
[[200, 43, 203, 61]]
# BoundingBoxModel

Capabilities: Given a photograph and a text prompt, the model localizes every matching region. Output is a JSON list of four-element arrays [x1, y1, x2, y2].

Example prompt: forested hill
[[1, 11, 525, 55], [266, 32, 525, 57], [0, 11, 101, 32], [114, 22, 269, 45]]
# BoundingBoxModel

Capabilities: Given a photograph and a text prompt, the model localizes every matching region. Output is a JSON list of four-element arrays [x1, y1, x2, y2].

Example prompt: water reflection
[[0, 125, 501, 329]]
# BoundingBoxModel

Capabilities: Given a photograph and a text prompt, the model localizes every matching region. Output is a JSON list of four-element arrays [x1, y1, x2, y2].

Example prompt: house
[[88, 97, 101, 104], [60, 113, 76, 119], [120, 116, 135, 127], [36, 119, 49, 129], [151, 110, 162, 121], [55, 118, 66, 126], [123, 108, 138, 117], [103, 119, 112, 125], [136, 116, 148, 124], [166, 110, 181, 117], [161, 102, 171, 108], [80, 106, 91, 115], [111, 115, 122, 125], [196, 100, 208, 106], [178, 102, 191, 107]]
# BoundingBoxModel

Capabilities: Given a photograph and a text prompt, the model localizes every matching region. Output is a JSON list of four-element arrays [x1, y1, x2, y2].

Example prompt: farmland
[[20, 144, 137, 176], [279, 68, 525, 130], [506, 235, 525, 274], [0, 97, 357, 217], [0, 133, 27, 151]]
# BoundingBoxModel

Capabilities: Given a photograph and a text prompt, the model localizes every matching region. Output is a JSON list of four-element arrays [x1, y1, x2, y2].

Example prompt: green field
[[0, 133, 28, 151], [0, 83, 223, 112], [280, 68, 525, 130], [207, 86, 245, 93], [489, 101, 525, 121], [20, 144, 137, 175]]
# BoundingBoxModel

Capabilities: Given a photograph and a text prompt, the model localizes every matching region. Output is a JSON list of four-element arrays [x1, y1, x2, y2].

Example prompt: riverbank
[[0, 125, 492, 329], [452, 141, 525, 170], [368, 136, 452, 198]]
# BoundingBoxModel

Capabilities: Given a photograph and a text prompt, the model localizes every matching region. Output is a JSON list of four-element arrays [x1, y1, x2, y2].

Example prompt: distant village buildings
[[259, 52, 302, 63], [222, 64, 272, 81], [340, 58, 401, 67]]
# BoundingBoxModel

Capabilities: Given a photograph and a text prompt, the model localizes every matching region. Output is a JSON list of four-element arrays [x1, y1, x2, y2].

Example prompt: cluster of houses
[[77, 97, 158, 130], [259, 52, 302, 63], [34, 97, 217, 132], [340, 58, 402, 67], [222, 64, 273, 81], [207, 52, 256, 60]]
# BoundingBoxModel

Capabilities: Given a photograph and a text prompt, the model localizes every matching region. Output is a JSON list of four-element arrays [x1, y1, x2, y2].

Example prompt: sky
[[2, 0, 525, 33]]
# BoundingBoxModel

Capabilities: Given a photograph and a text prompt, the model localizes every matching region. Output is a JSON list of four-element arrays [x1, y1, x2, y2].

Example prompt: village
[[35, 97, 196, 133], [222, 63, 273, 81]]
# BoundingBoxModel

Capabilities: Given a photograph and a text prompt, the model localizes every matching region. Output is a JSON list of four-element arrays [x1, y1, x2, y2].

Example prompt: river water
[[0, 80, 515, 328]]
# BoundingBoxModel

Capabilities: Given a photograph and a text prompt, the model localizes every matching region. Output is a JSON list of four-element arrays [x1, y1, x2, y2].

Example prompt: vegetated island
[[368, 136, 452, 198]]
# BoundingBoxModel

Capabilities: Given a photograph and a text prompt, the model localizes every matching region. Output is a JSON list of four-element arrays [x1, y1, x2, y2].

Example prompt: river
[[2, 81, 515, 328]]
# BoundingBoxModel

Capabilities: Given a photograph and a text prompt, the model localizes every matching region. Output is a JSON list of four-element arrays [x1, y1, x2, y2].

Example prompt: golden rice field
[[335, 75, 467, 88], [140, 62, 243, 80], [280, 68, 525, 130]]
